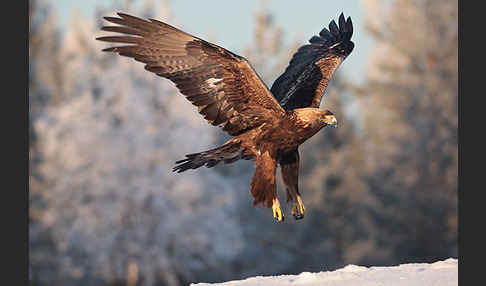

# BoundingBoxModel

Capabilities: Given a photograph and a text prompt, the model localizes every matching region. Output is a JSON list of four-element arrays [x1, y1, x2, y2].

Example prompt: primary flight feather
[[97, 12, 354, 222], [271, 13, 354, 111]]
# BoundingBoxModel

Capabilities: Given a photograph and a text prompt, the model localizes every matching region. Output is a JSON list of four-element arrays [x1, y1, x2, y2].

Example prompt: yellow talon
[[291, 195, 306, 220], [297, 195, 306, 213], [272, 198, 284, 222]]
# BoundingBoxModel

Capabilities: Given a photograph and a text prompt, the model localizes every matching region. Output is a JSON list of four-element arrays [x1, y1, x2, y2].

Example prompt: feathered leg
[[250, 149, 283, 222], [279, 149, 305, 220]]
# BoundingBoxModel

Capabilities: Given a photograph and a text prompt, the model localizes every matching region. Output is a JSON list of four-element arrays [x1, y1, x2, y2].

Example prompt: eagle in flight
[[97, 12, 354, 222]]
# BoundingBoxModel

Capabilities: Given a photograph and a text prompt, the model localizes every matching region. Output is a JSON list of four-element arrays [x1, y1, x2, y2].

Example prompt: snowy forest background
[[29, 0, 458, 285]]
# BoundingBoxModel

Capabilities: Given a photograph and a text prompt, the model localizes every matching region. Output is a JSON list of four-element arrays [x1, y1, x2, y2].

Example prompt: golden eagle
[[97, 12, 354, 222]]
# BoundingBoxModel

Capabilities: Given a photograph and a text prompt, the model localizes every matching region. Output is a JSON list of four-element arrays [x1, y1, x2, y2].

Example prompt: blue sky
[[55, 0, 373, 85]]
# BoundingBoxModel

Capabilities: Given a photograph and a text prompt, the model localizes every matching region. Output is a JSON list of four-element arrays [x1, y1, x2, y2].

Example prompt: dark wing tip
[[309, 13, 354, 46], [96, 36, 140, 44], [328, 20, 340, 36], [101, 46, 117, 52], [116, 12, 138, 19], [318, 27, 334, 41], [346, 16, 354, 39], [103, 16, 120, 23], [309, 35, 325, 44], [338, 13, 346, 33], [103, 12, 154, 29]]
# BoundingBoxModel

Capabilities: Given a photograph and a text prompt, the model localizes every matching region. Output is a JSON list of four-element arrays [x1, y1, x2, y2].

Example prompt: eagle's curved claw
[[291, 195, 306, 220], [272, 198, 284, 222], [293, 213, 304, 220]]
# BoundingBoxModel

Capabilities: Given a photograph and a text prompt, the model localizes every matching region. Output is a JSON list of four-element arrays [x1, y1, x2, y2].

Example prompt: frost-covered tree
[[358, 0, 458, 262], [30, 2, 246, 285], [29, 1, 458, 285]]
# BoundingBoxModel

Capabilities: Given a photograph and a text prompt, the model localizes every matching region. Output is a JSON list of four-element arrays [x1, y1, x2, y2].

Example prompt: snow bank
[[191, 258, 457, 286]]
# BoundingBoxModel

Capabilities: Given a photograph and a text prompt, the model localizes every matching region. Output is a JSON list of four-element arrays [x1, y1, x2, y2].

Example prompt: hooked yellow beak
[[324, 115, 338, 128]]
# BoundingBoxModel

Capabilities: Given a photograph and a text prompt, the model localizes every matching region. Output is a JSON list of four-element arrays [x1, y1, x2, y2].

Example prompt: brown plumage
[[97, 13, 342, 222]]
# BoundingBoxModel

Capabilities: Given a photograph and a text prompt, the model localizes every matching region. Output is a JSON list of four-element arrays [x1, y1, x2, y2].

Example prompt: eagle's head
[[321, 109, 338, 128], [294, 108, 337, 129]]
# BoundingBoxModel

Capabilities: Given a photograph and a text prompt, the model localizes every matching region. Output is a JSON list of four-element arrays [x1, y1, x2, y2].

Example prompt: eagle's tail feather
[[172, 140, 247, 173]]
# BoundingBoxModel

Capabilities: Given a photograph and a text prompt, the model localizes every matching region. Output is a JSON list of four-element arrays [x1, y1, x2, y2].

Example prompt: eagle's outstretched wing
[[271, 13, 354, 111], [97, 13, 285, 136]]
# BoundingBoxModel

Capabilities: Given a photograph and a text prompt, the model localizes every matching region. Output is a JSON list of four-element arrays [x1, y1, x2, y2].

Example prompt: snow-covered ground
[[191, 258, 458, 286]]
